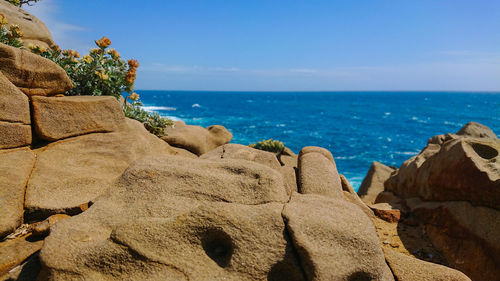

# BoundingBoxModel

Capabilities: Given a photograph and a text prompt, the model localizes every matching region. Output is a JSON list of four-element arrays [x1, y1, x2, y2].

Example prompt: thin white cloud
[[24, 0, 88, 52]]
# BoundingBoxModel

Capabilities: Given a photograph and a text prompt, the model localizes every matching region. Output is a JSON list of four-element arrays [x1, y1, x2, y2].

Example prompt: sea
[[137, 91, 500, 191]]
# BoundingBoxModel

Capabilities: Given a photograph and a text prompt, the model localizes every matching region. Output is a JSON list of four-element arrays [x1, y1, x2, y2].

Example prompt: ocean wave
[[444, 121, 463, 127], [142, 106, 176, 111], [192, 103, 201, 108], [395, 151, 419, 156]]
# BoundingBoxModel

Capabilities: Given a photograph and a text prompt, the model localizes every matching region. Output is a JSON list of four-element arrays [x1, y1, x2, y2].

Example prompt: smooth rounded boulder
[[162, 121, 232, 156], [0, 43, 73, 96]]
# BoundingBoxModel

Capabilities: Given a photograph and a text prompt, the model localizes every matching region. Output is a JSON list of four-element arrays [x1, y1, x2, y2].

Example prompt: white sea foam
[[192, 103, 201, 108], [142, 106, 176, 111]]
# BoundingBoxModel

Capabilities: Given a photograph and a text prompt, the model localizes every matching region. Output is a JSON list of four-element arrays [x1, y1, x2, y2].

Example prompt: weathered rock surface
[[407, 198, 500, 281], [201, 144, 297, 195], [386, 136, 500, 210], [38, 154, 301, 281], [358, 161, 395, 205], [24, 119, 176, 217], [0, 121, 31, 149], [0, 235, 43, 278], [279, 147, 298, 167], [32, 96, 125, 141], [340, 174, 375, 219], [0, 2, 54, 49], [201, 143, 282, 171], [457, 121, 498, 139], [0, 43, 73, 96], [162, 121, 232, 156], [384, 248, 471, 281], [282, 193, 394, 281], [0, 149, 35, 238], [0, 71, 30, 124], [297, 146, 342, 198]]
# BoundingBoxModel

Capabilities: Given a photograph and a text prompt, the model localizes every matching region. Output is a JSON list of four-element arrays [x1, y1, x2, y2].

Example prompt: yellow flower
[[95, 36, 112, 49], [95, 70, 109, 80], [90, 48, 101, 54], [129, 92, 140, 101], [0, 14, 8, 26], [82, 55, 93, 64]]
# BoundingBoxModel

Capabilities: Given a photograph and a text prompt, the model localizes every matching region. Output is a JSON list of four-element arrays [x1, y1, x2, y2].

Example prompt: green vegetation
[[0, 13, 172, 136], [28, 36, 173, 136], [0, 15, 23, 47], [5, 0, 40, 7], [249, 138, 285, 154]]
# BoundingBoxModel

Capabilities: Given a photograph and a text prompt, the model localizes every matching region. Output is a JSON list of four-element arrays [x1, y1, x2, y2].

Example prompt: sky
[[25, 0, 500, 91]]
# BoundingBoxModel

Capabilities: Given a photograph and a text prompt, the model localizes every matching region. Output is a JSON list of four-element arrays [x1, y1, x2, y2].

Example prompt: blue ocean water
[[137, 91, 500, 190]]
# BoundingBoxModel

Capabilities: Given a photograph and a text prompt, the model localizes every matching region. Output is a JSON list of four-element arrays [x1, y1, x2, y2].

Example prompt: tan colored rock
[[407, 198, 500, 281], [384, 248, 471, 281], [374, 191, 398, 204], [39, 154, 302, 281], [32, 214, 70, 237], [0, 71, 30, 124], [0, 121, 31, 149], [340, 174, 374, 219], [0, 252, 41, 281], [297, 146, 342, 198], [31, 96, 125, 141], [201, 143, 282, 171], [457, 121, 498, 139], [24, 119, 176, 217], [0, 2, 54, 49], [370, 203, 401, 223], [170, 146, 198, 158], [279, 147, 298, 167], [387, 138, 500, 210], [201, 144, 297, 195], [116, 155, 287, 205], [0, 43, 73, 96], [162, 121, 232, 156], [0, 235, 43, 277], [282, 193, 394, 281], [358, 161, 395, 205], [0, 148, 35, 238]]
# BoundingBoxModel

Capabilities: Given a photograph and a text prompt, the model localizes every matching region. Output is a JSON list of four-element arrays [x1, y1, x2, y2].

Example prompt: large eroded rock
[[0, 148, 35, 238], [407, 198, 500, 281], [297, 146, 342, 198], [457, 121, 498, 139], [24, 119, 176, 217], [0, 2, 54, 49], [386, 136, 500, 210], [32, 96, 125, 141], [0, 43, 73, 96], [38, 154, 301, 281], [162, 121, 232, 156], [358, 161, 395, 205], [282, 193, 394, 281]]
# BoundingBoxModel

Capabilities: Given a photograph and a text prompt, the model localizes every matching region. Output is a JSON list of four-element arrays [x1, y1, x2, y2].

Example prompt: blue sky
[[26, 0, 500, 91]]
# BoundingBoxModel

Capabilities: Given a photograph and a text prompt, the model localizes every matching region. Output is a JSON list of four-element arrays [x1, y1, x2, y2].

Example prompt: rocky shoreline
[[1, 3, 499, 281]]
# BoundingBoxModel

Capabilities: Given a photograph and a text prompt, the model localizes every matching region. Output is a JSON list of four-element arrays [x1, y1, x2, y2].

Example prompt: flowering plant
[[30, 36, 173, 136], [0, 14, 23, 47]]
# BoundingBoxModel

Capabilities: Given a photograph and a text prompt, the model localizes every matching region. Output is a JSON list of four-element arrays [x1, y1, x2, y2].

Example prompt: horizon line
[[135, 89, 500, 93]]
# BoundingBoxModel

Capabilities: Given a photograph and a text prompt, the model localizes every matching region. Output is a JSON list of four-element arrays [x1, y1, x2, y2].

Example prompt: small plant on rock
[[0, 14, 23, 47], [249, 138, 285, 154], [29, 36, 173, 136]]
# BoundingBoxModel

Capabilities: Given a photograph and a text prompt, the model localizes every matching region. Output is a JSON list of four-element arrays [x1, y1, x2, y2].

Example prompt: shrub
[[5, 0, 40, 7], [0, 14, 23, 48], [29, 36, 173, 136], [249, 138, 285, 154]]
